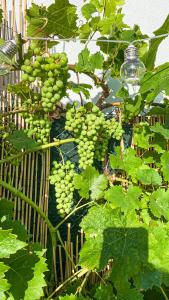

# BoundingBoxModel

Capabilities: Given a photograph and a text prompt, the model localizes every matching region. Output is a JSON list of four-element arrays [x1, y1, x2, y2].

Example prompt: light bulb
[[120, 45, 146, 85], [0, 40, 17, 75]]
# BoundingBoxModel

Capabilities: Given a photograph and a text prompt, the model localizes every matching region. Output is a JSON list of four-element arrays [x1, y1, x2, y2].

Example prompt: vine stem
[[55, 201, 94, 230], [0, 109, 28, 118], [0, 138, 75, 165], [47, 268, 88, 299], [160, 287, 169, 300], [0, 178, 56, 240]]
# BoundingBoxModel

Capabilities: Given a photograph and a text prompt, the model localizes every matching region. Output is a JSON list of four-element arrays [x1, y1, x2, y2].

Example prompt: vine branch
[[0, 138, 75, 165]]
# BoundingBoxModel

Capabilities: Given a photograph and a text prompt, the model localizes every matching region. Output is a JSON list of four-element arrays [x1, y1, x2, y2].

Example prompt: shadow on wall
[[99, 227, 168, 296]]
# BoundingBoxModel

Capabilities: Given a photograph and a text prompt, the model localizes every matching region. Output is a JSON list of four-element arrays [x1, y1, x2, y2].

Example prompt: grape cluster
[[95, 118, 124, 161], [65, 104, 105, 168], [49, 160, 75, 217], [65, 104, 124, 167], [21, 42, 68, 113], [24, 114, 52, 145]]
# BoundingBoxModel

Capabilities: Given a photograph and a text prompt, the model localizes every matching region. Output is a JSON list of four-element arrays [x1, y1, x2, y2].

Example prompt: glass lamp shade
[[0, 40, 17, 75], [120, 44, 146, 85], [120, 59, 146, 85]]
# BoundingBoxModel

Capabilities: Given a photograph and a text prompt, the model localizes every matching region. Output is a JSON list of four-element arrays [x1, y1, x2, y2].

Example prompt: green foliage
[[161, 151, 169, 181], [8, 130, 38, 150], [74, 166, 108, 200], [76, 48, 104, 72], [26, 1, 77, 38], [140, 63, 169, 101], [105, 185, 142, 212], [149, 189, 169, 220], [136, 167, 162, 186], [24, 250, 48, 300], [143, 14, 169, 70]]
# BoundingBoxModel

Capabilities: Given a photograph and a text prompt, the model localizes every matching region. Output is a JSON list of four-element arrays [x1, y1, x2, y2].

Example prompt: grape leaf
[[148, 225, 169, 274], [26, 4, 48, 37], [149, 189, 169, 220], [140, 63, 169, 98], [0, 199, 13, 220], [79, 206, 147, 272], [136, 167, 162, 186], [133, 122, 153, 149], [27, 1, 77, 38], [4, 245, 46, 300], [24, 250, 48, 300], [74, 166, 108, 200], [143, 14, 169, 70], [150, 122, 169, 140], [110, 148, 143, 180], [0, 229, 26, 258], [0, 262, 10, 298], [115, 281, 144, 300], [81, 3, 96, 20], [109, 146, 124, 170], [161, 152, 169, 181], [105, 186, 141, 214], [8, 130, 38, 150], [47, 0, 78, 38], [76, 48, 104, 72], [134, 267, 163, 290], [94, 283, 115, 300], [8, 83, 32, 100]]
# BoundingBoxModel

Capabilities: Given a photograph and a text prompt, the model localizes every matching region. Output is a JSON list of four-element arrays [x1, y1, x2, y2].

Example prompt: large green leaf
[[24, 250, 48, 300], [115, 281, 144, 300], [150, 122, 169, 140], [4, 245, 47, 300], [79, 206, 147, 273], [94, 283, 115, 300], [0, 229, 26, 258], [76, 48, 104, 72], [140, 63, 169, 99], [161, 152, 169, 181], [143, 14, 169, 70], [136, 167, 162, 186], [8, 130, 38, 151], [149, 189, 169, 220], [74, 166, 108, 200], [0, 262, 10, 299], [110, 147, 143, 181], [81, 3, 96, 20], [104, 186, 141, 212], [27, 1, 77, 38]]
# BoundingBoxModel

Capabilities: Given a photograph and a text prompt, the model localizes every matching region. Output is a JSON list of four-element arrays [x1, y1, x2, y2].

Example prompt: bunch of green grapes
[[24, 114, 51, 145], [66, 103, 124, 166], [95, 118, 124, 161], [21, 42, 68, 113], [49, 160, 75, 217], [66, 104, 105, 169]]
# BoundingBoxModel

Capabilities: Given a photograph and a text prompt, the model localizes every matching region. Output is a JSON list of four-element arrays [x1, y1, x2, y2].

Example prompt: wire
[[23, 33, 169, 45], [3, 22, 169, 45]]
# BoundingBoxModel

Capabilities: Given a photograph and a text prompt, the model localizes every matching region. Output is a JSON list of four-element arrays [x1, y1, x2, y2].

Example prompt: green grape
[[49, 160, 75, 217], [66, 104, 124, 167], [21, 52, 68, 113], [25, 114, 51, 145]]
